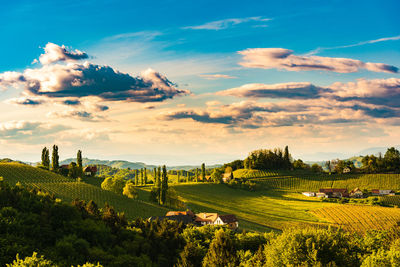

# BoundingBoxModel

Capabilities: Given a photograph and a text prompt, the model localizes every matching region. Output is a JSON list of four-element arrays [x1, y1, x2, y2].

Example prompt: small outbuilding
[[350, 188, 363, 198]]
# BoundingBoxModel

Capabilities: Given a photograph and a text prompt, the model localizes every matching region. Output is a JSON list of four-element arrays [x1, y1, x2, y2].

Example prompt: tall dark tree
[[195, 168, 199, 182], [186, 171, 190, 183], [77, 150, 83, 177], [140, 168, 144, 185], [135, 169, 139, 185], [177, 171, 180, 183], [157, 166, 162, 204], [41, 147, 50, 169], [283, 146, 291, 169], [201, 163, 206, 182], [144, 168, 148, 184], [51, 145, 59, 172], [153, 168, 157, 183], [161, 165, 168, 205]]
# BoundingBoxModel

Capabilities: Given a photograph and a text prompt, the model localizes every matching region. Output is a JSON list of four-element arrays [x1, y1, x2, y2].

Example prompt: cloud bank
[[0, 43, 189, 120], [238, 48, 398, 73], [163, 78, 400, 128]]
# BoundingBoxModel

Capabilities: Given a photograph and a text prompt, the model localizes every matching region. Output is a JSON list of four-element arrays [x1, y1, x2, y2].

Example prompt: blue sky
[[0, 0, 399, 164]]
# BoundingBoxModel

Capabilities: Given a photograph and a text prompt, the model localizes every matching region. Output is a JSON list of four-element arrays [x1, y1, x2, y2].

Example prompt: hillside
[[0, 163, 167, 220]]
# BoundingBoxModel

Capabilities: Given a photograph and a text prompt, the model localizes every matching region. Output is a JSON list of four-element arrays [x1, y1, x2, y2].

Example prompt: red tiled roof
[[218, 214, 238, 224]]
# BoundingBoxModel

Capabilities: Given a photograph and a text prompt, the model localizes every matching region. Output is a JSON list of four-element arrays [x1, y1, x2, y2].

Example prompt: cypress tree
[[177, 171, 180, 183], [153, 168, 157, 184], [284, 146, 291, 169], [144, 168, 147, 184], [186, 171, 189, 183], [77, 150, 83, 177], [41, 147, 50, 169], [135, 169, 139, 185], [161, 165, 168, 205], [201, 163, 206, 182], [51, 145, 59, 172], [157, 166, 162, 204], [195, 168, 199, 182], [140, 168, 144, 185]]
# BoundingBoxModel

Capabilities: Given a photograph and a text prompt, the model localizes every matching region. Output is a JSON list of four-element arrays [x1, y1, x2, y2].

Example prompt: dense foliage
[[361, 147, 400, 173], [243, 147, 292, 170], [4, 180, 400, 266]]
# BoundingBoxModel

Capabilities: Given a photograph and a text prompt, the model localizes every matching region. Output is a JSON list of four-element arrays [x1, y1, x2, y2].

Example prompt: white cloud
[[38, 42, 88, 64], [238, 48, 398, 73], [199, 74, 237, 80], [183, 16, 271, 30]]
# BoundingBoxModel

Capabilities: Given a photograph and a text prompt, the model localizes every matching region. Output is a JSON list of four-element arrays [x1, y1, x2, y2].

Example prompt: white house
[[302, 192, 315, 197]]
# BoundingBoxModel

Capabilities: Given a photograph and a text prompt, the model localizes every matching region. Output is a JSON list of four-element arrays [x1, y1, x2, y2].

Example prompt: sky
[[0, 0, 400, 165]]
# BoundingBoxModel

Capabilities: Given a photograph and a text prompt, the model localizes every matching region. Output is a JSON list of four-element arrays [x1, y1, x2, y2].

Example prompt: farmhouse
[[195, 212, 239, 229], [302, 192, 315, 197], [319, 188, 349, 198], [84, 166, 97, 176], [350, 188, 364, 198], [371, 189, 395, 196], [316, 192, 327, 198], [148, 215, 194, 225]]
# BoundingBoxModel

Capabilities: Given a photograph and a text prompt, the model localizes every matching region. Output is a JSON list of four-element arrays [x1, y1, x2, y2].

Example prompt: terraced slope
[[0, 163, 168, 219]]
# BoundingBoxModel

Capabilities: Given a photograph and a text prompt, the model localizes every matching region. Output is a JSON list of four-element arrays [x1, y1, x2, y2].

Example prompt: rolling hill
[[0, 163, 168, 220]]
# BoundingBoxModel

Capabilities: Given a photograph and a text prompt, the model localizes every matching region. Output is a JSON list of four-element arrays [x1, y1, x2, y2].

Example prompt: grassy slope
[[3, 163, 400, 233], [172, 183, 336, 232], [0, 163, 168, 220]]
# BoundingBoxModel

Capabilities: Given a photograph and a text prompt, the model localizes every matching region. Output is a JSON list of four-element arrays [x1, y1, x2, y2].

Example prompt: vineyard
[[311, 205, 400, 232], [0, 163, 168, 219], [233, 169, 400, 191], [381, 195, 400, 207]]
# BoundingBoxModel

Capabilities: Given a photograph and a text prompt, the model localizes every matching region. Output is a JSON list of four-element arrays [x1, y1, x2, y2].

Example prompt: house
[[372, 189, 395, 196], [319, 188, 349, 198], [343, 167, 351, 173], [350, 188, 363, 198], [222, 172, 232, 183], [84, 166, 97, 176], [302, 192, 316, 197], [215, 215, 239, 229], [195, 213, 219, 226], [194, 212, 239, 229], [316, 192, 327, 198]]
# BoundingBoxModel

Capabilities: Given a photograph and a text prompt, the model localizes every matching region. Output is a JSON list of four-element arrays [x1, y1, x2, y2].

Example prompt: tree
[[41, 147, 50, 170], [211, 169, 223, 183], [325, 161, 332, 173], [77, 150, 83, 177], [123, 181, 138, 199], [384, 147, 400, 172], [68, 162, 79, 179], [202, 229, 237, 267], [283, 146, 291, 169], [177, 171, 180, 183], [144, 168, 147, 184], [186, 171, 190, 183], [293, 159, 309, 170], [101, 177, 125, 194], [157, 166, 162, 203], [161, 165, 168, 205], [135, 170, 139, 185], [51, 145, 59, 172], [201, 163, 206, 182], [311, 163, 323, 173], [7, 252, 55, 267]]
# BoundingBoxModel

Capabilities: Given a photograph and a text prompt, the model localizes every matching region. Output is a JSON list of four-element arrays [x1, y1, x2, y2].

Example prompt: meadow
[[3, 162, 400, 233]]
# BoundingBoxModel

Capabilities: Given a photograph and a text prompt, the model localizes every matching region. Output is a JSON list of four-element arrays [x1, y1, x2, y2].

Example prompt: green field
[[172, 183, 336, 232], [0, 163, 168, 220], [3, 163, 400, 233]]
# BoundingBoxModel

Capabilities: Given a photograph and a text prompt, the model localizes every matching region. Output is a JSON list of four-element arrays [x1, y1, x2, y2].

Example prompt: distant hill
[[60, 157, 221, 171]]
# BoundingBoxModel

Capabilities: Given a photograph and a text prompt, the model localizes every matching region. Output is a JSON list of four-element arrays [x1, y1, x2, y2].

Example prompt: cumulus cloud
[[163, 77, 400, 129], [0, 121, 68, 141], [217, 82, 330, 99], [199, 74, 237, 80], [38, 43, 88, 64], [0, 43, 189, 111], [47, 110, 106, 122], [183, 16, 270, 30], [238, 48, 398, 73]]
